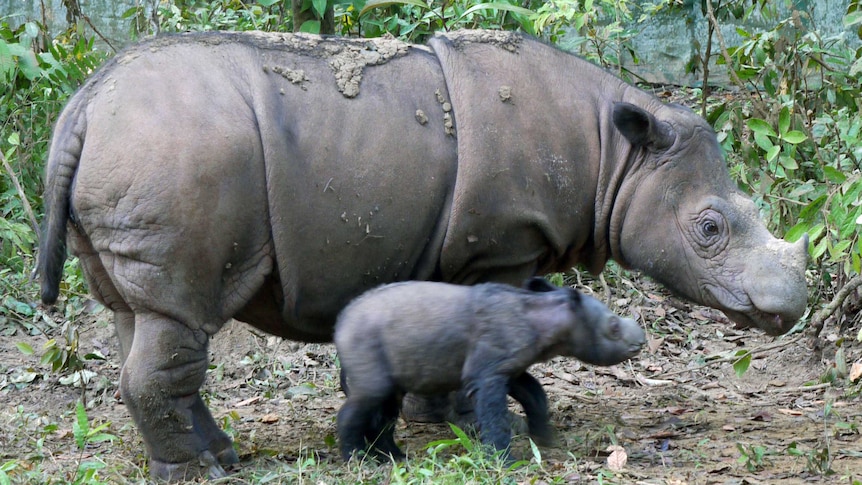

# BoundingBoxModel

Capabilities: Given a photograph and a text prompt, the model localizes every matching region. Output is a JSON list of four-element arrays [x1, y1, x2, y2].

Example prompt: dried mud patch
[[1, 276, 860, 484]]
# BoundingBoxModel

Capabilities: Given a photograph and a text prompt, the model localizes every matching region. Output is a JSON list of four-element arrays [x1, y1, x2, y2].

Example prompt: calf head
[[525, 278, 644, 365], [612, 103, 809, 336]]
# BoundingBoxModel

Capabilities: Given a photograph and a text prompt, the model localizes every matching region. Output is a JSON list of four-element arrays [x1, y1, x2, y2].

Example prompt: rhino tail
[[37, 94, 88, 305]]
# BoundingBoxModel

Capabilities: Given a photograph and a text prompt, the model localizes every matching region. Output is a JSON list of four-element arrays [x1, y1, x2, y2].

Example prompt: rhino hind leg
[[401, 392, 451, 423], [120, 310, 230, 480]]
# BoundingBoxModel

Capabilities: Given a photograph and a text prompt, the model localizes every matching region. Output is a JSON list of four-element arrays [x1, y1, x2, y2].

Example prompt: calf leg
[[120, 310, 230, 481], [466, 374, 512, 454], [509, 373, 557, 447], [364, 394, 405, 460], [338, 394, 403, 461]]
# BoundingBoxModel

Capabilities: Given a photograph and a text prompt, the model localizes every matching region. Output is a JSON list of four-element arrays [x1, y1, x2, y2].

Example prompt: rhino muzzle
[[723, 234, 809, 336]]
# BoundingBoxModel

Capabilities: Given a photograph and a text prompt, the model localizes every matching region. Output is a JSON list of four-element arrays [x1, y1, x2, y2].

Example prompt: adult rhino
[[38, 30, 808, 480]]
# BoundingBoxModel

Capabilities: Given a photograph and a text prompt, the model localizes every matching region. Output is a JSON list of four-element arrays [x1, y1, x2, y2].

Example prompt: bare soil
[[1, 273, 860, 484]]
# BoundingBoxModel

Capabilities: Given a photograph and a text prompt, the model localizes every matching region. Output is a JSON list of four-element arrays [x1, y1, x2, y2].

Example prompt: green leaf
[[806, 223, 825, 243], [766, 144, 780, 163], [784, 222, 809, 243], [359, 0, 429, 17], [754, 131, 774, 152], [258, 0, 281, 6], [16, 342, 34, 355], [528, 437, 542, 463], [6, 132, 18, 146], [779, 155, 798, 170], [0, 41, 14, 81], [778, 106, 790, 135], [843, 10, 862, 27], [447, 422, 474, 452], [312, 0, 327, 18], [747, 118, 776, 137], [73, 401, 89, 449], [798, 196, 827, 221], [87, 432, 117, 443], [733, 351, 752, 378], [455, 3, 535, 23], [823, 166, 847, 184], [781, 130, 807, 144], [812, 237, 828, 260], [299, 20, 321, 33]]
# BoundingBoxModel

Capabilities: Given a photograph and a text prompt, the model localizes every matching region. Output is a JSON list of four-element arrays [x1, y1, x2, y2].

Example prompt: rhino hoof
[[149, 451, 228, 481]]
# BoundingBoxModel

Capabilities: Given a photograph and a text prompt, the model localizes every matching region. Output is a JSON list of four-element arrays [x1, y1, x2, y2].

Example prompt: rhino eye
[[701, 219, 719, 237], [695, 210, 725, 246]]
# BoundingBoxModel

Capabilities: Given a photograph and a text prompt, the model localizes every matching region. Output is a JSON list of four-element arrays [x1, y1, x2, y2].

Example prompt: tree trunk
[[291, 0, 335, 34]]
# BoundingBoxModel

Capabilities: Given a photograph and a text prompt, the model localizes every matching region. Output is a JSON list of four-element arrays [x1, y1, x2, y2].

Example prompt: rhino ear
[[524, 277, 556, 293], [613, 102, 675, 150]]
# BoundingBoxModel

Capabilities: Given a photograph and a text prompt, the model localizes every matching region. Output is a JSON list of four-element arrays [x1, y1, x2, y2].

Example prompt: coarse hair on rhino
[[37, 29, 808, 480], [334, 277, 645, 461]]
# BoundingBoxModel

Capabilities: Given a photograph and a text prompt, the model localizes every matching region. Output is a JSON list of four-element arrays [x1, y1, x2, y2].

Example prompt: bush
[[0, 20, 107, 320]]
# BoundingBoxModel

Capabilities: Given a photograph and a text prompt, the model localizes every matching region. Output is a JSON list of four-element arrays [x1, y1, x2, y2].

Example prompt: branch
[[0, 149, 40, 236], [654, 332, 805, 379], [809, 274, 862, 340]]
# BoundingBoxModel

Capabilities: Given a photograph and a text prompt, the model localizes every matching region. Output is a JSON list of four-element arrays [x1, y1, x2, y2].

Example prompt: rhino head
[[610, 102, 809, 336]]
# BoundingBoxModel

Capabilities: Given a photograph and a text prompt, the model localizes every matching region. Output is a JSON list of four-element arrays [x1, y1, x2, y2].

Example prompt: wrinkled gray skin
[[38, 30, 808, 479], [335, 277, 644, 461]]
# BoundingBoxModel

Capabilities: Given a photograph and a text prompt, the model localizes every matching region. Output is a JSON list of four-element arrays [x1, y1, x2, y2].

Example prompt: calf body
[[334, 278, 644, 460]]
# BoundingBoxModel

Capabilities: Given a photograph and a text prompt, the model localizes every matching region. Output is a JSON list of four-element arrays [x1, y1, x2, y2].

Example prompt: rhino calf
[[334, 277, 645, 461]]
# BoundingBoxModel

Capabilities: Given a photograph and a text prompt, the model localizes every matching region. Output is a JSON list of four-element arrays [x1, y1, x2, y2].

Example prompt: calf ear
[[566, 288, 582, 306], [524, 277, 556, 293], [613, 102, 675, 150]]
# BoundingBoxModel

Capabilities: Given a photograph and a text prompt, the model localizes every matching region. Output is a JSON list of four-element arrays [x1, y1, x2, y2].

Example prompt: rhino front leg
[[120, 311, 232, 481]]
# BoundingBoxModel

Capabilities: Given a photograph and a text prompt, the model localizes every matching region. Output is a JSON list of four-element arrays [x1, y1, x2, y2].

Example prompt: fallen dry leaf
[[260, 414, 279, 424], [850, 361, 862, 383], [606, 445, 627, 471]]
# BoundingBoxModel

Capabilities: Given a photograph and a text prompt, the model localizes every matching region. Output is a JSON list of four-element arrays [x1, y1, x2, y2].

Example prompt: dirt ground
[[1, 272, 860, 484]]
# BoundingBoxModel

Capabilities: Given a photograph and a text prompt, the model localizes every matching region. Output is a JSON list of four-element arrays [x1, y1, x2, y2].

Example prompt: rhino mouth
[[721, 308, 789, 336], [700, 283, 792, 336]]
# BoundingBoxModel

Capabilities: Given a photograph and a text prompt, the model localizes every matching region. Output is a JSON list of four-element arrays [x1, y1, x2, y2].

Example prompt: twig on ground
[[772, 382, 832, 393], [653, 333, 805, 379]]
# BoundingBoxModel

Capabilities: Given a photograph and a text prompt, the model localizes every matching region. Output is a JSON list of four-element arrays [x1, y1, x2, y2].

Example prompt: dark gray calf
[[334, 278, 645, 461]]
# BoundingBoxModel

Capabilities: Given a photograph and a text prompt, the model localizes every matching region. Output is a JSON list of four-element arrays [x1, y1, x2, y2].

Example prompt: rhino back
[[69, 33, 458, 338], [255, 39, 458, 337]]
